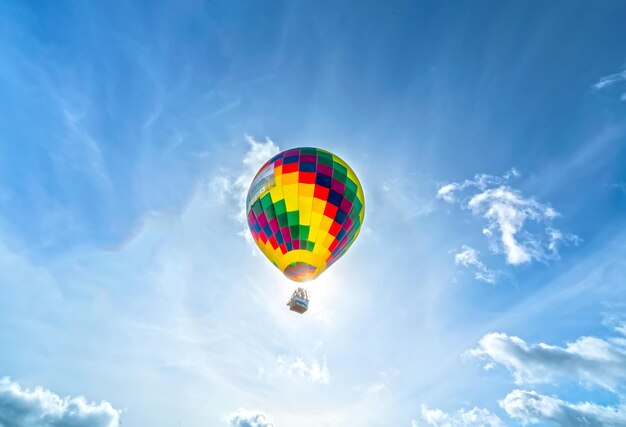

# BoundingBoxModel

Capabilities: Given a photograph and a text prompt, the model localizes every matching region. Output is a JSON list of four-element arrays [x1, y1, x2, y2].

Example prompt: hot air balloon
[[246, 147, 365, 313]]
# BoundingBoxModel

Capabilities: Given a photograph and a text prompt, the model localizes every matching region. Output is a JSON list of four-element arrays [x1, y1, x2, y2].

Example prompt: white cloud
[[469, 331, 626, 392], [453, 245, 498, 283], [258, 355, 332, 385], [438, 170, 578, 265], [593, 69, 626, 102], [230, 135, 280, 239], [288, 357, 332, 384], [414, 404, 505, 427], [235, 135, 280, 214], [437, 183, 460, 203], [436, 170, 516, 204], [500, 389, 626, 426], [0, 377, 120, 427], [211, 135, 280, 242], [355, 370, 398, 396], [227, 408, 275, 427], [592, 69, 626, 90], [468, 186, 559, 264]]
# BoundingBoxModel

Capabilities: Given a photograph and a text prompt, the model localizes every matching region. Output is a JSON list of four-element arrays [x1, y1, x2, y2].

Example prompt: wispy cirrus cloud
[[593, 69, 626, 90], [0, 377, 120, 427], [593, 68, 626, 101], [413, 404, 504, 427], [452, 245, 498, 283], [227, 408, 275, 427], [500, 389, 626, 426], [469, 327, 626, 392], [438, 170, 579, 266], [613, 183, 626, 194], [381, 177, 435, 221]]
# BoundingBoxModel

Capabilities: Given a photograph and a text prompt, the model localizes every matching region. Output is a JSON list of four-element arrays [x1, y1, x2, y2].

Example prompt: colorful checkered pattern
[[246, 147, 365, 282]]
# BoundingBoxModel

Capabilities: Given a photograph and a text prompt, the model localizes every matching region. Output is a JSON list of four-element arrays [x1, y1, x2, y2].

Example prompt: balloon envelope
[[246, 147, 365, 282]]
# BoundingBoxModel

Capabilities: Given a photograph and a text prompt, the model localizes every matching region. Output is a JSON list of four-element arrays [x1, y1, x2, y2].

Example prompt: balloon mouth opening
[[284, 262, 318, 282]]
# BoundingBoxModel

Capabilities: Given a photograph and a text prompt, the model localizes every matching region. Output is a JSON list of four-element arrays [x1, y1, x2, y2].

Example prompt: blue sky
[[1, 1, 626, 426]]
